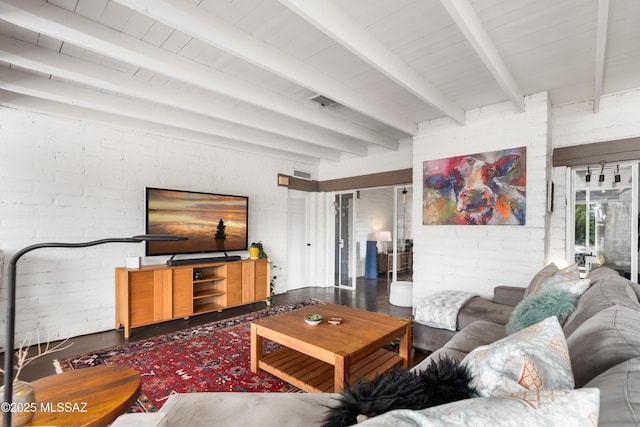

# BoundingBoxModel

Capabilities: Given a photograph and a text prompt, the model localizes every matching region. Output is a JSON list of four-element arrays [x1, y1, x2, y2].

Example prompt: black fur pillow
[[322, 356, 475, 427]]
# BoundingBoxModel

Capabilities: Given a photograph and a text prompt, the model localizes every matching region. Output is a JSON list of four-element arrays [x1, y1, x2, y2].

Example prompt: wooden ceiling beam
[[112, 0, 415, 138], [279, 0, 465, 125], [440, 0, 525, 112], [594, 0, 610, 113], [0, 0, 393, 151], [553, 137, 640, 167]]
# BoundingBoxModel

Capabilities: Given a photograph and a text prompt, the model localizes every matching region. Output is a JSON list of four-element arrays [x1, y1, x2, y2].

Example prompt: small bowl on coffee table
[[304, 314, 323, 325]]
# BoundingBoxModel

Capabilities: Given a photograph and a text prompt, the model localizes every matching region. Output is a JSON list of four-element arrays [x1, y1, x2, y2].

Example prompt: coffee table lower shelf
[[258, 347, 403, 393]]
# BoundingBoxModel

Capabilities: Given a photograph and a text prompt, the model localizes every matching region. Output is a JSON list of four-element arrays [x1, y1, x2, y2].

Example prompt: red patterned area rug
[[55, 299, 321, 413]]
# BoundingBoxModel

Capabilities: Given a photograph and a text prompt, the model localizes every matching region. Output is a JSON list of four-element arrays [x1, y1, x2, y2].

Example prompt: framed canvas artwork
[[423, 147, 526, 225]]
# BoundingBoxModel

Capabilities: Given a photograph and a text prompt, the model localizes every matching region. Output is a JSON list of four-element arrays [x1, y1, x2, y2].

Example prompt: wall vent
[[309, 94, 337, 107], [293, 169, 312, 180]]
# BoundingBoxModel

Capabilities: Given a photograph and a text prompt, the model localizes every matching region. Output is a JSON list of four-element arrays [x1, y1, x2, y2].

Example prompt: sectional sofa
[[112, 265, 640, 426]]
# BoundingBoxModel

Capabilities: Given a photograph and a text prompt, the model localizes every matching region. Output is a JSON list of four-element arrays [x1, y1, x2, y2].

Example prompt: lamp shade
[[377, 231, 392, 242]]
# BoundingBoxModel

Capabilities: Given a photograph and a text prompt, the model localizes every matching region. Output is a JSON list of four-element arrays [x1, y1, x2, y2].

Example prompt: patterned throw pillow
[[357, 388, 600, 427], [526, 263, 589, 298], [462, 316, 574, 397], [531, 275, 591, 297], [554, 263, 580, 279]]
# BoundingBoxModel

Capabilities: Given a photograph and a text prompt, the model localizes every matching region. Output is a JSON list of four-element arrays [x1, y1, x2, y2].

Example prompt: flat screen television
[[145, 187, 249, 256]]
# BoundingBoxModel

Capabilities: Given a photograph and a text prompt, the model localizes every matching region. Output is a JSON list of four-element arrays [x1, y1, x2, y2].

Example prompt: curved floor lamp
[[3, 234, 187, 426]]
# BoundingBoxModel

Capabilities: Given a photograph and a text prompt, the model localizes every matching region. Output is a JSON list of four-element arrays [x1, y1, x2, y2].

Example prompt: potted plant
[[249, 241, 277, 305], [249, 241, 267, 259], [268, 266, 279, 306]]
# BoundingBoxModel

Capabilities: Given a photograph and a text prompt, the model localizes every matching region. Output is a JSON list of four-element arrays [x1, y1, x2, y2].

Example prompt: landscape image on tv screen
[[145, 187, 248, 256]]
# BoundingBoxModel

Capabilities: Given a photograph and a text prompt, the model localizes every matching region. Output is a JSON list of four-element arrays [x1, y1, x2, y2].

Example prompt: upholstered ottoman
[[389, 281, 413, 307]]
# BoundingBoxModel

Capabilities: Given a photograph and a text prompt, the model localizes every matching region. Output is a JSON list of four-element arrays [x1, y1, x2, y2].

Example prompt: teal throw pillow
[[506, 287, 578, 335]]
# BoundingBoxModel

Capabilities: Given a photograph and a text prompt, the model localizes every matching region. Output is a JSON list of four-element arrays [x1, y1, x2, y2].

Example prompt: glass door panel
[[334, 193, 355, 288], [392, 185, 413, 282], [573, 164, 636, 280]]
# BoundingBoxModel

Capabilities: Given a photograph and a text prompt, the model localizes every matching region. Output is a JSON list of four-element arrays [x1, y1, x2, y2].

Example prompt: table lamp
[[3, 234, 187, 427], [377, 231, 392, 253]]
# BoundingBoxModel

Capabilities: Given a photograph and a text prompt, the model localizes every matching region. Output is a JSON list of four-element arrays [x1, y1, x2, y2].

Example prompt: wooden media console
[[115, 258, 269, 338]]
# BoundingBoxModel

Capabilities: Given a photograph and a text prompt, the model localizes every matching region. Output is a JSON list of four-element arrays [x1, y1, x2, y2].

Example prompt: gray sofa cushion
[[411, 347, 469, 373], [412, 323, 456, 353], [437, 320, 506, 355], [567, 306, 640, 387], [117, 392, 341, 427], [585, 358, 640, 426], [492, 286, 526, 306], [412, 321, 506, 373], [563, 272, 640, 337], [586, 265, 623, 283], [458, 297, 515, 329]]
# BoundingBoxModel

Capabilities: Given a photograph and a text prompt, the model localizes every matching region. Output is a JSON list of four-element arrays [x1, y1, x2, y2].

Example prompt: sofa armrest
[[493, 286, 525, 306], [111, 413, 167, 427], [115, 392, 341, 427]]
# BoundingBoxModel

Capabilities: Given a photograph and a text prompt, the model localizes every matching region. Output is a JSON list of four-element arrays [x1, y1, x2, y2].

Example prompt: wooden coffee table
[[27, 365, 140, 426], [250, 303, 411, 393]]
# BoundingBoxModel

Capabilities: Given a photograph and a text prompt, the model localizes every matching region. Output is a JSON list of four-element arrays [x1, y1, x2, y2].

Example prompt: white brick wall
[[553, 89, 640, 148], [0, 106, 316, 348], [412, 92, 552, 303]]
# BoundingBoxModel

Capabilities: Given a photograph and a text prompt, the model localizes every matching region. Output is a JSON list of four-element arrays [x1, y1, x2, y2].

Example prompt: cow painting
[[423, 147, 526, 225]]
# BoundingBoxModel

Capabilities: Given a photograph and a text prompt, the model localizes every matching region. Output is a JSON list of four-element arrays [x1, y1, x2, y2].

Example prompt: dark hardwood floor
[[5, 271, 427, 382]]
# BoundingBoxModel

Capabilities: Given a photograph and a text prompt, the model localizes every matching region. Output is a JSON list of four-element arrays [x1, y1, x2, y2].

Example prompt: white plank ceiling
[[0, 0, 639, 165]]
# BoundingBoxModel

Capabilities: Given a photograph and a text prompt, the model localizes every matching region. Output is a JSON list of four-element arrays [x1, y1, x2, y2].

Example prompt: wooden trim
[[278, 168, 412, 192], [288, 176, 319, 192], [277, 174, 290, 187], [553, 137, 640, 166], [319, 169, 412, 192]]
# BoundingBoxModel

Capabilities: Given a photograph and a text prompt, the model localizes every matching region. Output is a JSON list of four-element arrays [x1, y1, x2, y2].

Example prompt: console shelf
[[193, 288, 225, 299], [193, 277, 225, 284], [115, 258, 269, 339], [193, 301, 225, 315]]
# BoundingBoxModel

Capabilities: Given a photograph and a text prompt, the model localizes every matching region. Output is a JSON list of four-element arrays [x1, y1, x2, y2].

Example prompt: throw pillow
[[523, 263, 558, 297], [505, 287, 578, 335], [531, 275, 591, 297], [321, 356, 474, 427], [462, 316, 574, 397], [356, 388, 600, 427], [554, 262, 580, 279]]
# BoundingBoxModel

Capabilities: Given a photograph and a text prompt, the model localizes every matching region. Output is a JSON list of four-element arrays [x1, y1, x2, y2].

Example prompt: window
[[570, 162, 638, 281]]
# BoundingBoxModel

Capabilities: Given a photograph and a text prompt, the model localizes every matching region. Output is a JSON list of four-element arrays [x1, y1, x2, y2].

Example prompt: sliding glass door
[[570, 162, 638, 281], [334, 192, 356, 289], [391, 185, 413, 282]]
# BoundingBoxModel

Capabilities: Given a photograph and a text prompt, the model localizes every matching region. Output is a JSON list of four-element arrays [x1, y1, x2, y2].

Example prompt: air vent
[[309, 94, 337, 107], [293, 169, 312, 180]]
